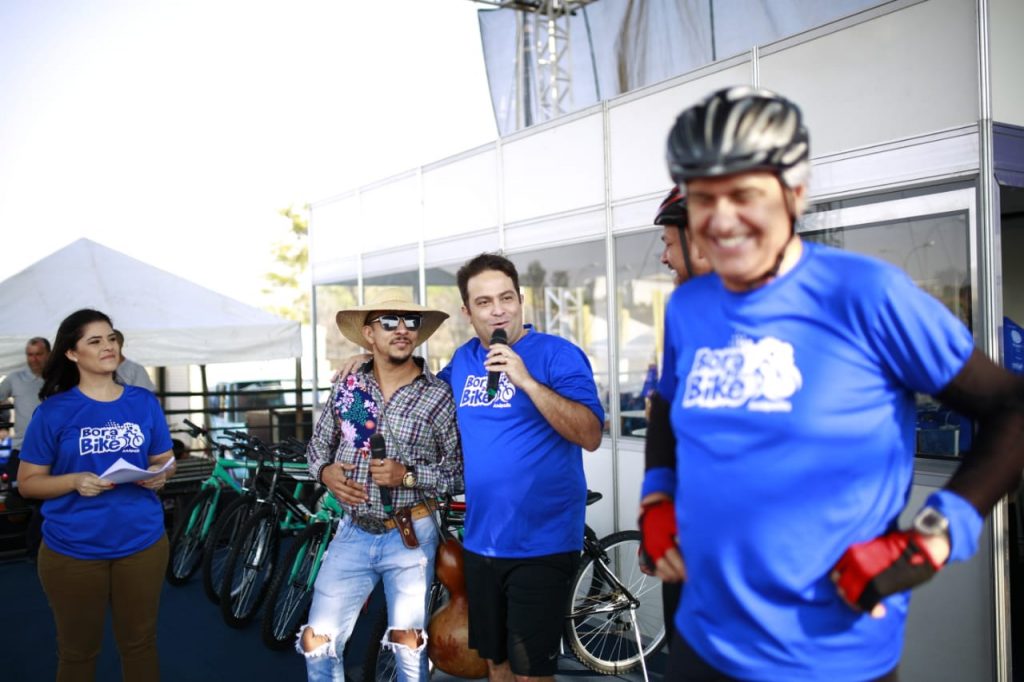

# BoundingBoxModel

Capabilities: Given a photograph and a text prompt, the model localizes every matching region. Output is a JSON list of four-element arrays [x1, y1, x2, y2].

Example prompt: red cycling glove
[[831, 529, 943, 612], [638, 498, 678, 572]]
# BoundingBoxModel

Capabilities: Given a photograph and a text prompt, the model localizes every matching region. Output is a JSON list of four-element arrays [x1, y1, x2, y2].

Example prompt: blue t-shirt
[[438, 325, 605, 557], [20, 385, 173, 560], [650, 242, 974, 681]]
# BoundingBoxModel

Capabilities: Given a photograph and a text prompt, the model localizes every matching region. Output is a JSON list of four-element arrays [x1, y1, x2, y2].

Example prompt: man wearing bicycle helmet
[[300, 289, 464, 682], [640, 85, 1024, 681], [643, 186, 713, 641], [656, 186, 711, 287]]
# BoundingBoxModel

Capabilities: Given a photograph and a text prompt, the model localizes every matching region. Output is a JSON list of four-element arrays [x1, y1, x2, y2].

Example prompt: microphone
[[486, 328, 508, 401], [369, 433, 393, 514]]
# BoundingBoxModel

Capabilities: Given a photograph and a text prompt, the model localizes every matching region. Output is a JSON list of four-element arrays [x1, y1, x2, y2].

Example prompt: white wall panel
[[761, 0, 978, 157], [423, 148, 499, 240], [423, 229, 500, 266], [358, 173, 421, 252], [991, 0, 1024, 126], [501, 112, 604, 224], [614, 439, 646, 535], [611, 195, 664, 232], [310, 195, 360, 285], [362, 244, 419, 279], [503, 207, 606, 253], [581, 441, 616, 540], [311, 255, 358, 286], [809, 127, 978, 200], [902, 464, 995, 682], [608, 62, 751, 203]]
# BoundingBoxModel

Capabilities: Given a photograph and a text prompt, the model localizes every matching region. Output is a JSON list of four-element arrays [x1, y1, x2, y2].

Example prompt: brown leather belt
[[350, 500, 435, 535]]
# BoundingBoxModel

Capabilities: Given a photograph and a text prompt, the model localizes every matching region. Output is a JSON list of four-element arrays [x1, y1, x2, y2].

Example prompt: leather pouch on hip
[[393, 508, 420, 549]]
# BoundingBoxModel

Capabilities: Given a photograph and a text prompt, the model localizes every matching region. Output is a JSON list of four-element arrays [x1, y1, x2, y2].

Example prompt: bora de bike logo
[[683, 335, 802, 412], [459, 373, 514, 408], [79, 421, 146, 455]]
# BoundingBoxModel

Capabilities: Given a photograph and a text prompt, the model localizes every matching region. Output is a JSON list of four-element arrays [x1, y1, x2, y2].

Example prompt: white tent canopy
[[0, 238, 301, 375]]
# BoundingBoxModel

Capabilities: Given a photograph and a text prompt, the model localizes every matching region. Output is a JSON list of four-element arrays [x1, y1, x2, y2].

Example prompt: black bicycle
[[215, 435, 325, 628], [165, 420, 248, 587], [259, 490, 344, 649], [564, 492, 665, 675], [364, 491, 664, 680]]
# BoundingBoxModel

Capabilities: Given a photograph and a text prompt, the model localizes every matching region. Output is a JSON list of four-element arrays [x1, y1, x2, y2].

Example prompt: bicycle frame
[[575, 526, 643, 615], [569, 524, 653, 681]]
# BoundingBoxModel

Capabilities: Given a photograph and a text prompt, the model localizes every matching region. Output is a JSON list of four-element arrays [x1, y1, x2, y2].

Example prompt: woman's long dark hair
[[39, 309, 114, 401]]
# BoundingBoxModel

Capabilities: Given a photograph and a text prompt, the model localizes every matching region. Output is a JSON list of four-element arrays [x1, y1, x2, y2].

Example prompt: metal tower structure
[[471, 0, 598, 128], [543, 285, 585, 344]]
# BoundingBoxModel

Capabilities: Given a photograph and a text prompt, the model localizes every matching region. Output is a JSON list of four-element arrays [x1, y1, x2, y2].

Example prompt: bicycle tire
[[220, 505, 280, 628], [201, 494, 255, 604], [564, 530, 666, 674], [166, 487, 217, 585], [260, 520, 332, 650], [363, 582, 448, 681]]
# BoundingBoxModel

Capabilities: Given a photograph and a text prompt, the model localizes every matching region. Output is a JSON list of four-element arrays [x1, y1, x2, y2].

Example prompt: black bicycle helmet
[[653, 187, 694, 279], [666, 86, 809, 188], [653, 186, 686, 227]]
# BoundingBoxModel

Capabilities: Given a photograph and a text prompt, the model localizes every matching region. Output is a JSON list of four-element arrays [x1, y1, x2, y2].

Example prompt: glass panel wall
[[314, 282, 361, 378], [614, 229, 676, 437], [425, 264, 473, 375], [506, 241, 611, 428]]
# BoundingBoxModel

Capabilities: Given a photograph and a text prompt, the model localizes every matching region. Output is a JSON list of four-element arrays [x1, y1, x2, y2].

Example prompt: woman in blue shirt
[[19, 309, 175, 682]]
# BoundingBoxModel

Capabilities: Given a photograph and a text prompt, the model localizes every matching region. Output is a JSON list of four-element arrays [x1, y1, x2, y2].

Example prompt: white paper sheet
[[98, 457, 174, 484]]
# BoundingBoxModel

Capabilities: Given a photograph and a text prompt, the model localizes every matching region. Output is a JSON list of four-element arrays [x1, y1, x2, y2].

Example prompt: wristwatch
[[913, 506, 950, 537], [402, 465, 417, 489]]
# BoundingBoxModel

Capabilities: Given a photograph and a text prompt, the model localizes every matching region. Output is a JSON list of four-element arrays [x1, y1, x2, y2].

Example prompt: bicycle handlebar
[[180, 418, 207, 438]]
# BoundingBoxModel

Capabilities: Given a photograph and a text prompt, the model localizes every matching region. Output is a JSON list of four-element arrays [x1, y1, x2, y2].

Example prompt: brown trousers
[[37, 535, 168, 682]]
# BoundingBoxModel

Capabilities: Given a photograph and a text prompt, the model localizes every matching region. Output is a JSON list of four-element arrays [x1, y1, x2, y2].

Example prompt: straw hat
[[335, 288, 449, 351]]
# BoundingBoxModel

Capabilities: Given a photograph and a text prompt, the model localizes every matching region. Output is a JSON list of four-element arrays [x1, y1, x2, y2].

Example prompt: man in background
[[641, 186, 713, 645], [0, 337, 50, 448], [113, 329, 156, 391], [0, 336, 50, 557]]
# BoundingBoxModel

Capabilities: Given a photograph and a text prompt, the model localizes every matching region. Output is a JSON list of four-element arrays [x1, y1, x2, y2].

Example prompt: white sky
[[0, 0, 497, 304]]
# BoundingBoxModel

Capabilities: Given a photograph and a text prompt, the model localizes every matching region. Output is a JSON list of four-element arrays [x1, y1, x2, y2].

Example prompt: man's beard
[[383, 348, 413, 366]]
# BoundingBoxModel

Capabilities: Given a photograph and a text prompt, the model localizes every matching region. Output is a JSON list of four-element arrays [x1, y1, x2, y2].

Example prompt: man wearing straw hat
[[300, 288, 464, 682]]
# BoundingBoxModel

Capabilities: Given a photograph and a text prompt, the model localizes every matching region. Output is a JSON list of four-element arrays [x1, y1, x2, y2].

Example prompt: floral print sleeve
[[308, 363, 462, 520]]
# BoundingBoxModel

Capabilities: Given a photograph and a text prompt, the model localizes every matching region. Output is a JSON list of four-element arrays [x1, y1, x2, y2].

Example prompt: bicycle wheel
[[260, 520, 333, 650], [201, 494, 254, 604], [564, 530, 666, 674], [220, 505, 280, 628], [363, 581, 449, 682], [166, 487, 217, 585]]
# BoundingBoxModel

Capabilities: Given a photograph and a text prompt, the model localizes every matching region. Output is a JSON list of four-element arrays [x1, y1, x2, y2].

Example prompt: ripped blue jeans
[[298, 515, 438, 682]]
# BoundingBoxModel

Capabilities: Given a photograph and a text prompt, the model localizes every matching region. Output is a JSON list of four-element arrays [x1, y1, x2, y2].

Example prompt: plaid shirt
[[307, 358, 463, 522]]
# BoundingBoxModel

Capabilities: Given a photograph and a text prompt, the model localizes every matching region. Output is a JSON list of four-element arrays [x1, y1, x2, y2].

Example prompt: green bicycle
[[259, 486, 344, 649], [165, 420, 317, 607], [165, 420, 252, 586], [218, 436, 333, 628]]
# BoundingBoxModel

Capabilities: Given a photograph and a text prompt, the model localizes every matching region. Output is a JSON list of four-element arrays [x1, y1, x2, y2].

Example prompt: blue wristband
[[641, 467, 675, 500], [925, 489, 984, 563]]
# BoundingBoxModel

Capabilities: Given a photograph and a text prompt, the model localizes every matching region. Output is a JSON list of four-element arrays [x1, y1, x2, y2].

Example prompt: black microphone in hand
[[369, 433, 393, 514], [486, 328, 508, 401]]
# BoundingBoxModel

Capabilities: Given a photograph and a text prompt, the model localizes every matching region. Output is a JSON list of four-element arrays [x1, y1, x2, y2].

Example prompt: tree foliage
[[263, 204, 310, 323]]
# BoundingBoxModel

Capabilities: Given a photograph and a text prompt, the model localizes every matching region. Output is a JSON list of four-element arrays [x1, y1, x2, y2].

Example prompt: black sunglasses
[[367, 314, 423, 331]]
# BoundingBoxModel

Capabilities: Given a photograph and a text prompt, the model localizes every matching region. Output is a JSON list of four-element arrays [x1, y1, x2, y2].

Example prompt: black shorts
[[463, 548, 580, 677]]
